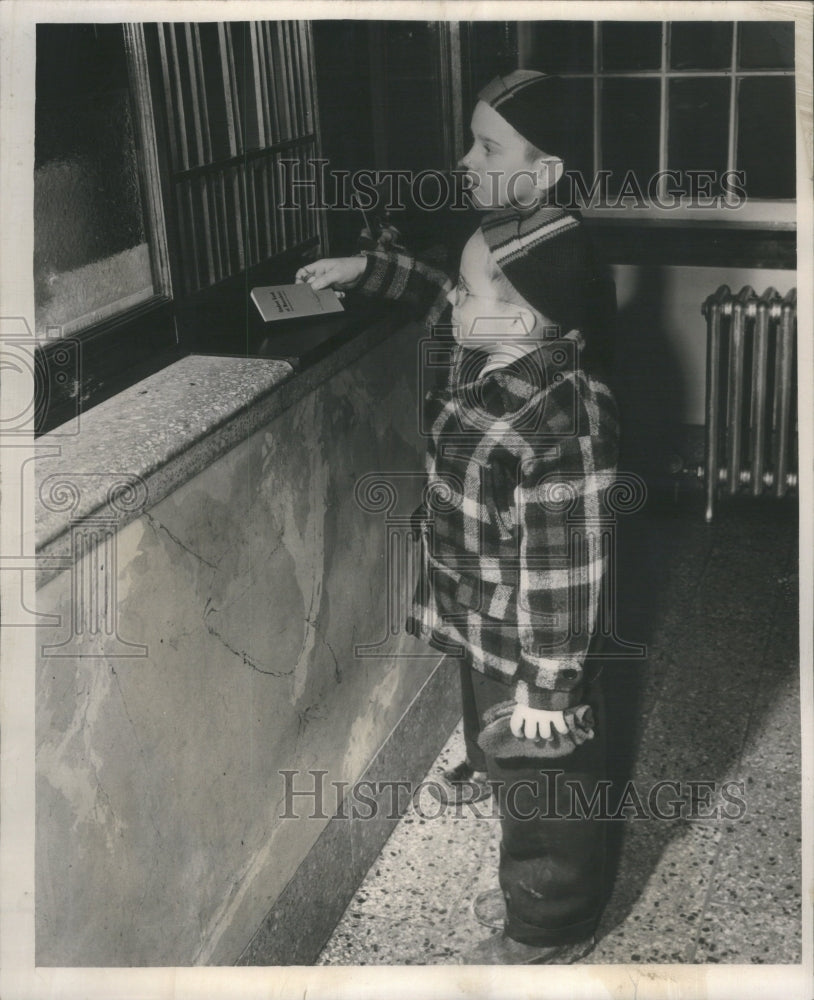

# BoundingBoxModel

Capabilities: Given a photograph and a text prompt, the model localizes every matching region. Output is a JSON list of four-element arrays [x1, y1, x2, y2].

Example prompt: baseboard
[[236, 654, 460, 966]]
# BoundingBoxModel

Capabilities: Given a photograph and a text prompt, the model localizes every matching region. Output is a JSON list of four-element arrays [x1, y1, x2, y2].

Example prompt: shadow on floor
[[318, 497, 801, 965], [598, 496, 799, 958]]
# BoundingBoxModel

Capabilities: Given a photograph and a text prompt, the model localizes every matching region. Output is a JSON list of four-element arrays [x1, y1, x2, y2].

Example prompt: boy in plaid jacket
[[297, 71, 619, 964]]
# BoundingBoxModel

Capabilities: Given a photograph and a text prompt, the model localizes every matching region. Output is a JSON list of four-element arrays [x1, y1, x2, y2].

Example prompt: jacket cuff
[[354, 252, 382, 295], [513, 679, 577, 712], [515, 654, 585, 711]]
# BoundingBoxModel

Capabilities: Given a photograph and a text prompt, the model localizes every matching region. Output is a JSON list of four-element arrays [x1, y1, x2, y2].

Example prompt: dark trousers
[[462, 664, 608, 947], [459, 659, 488, 772]]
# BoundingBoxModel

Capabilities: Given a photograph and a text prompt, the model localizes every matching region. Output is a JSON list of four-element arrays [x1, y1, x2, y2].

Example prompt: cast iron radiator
[[702, 285, 797, 522]]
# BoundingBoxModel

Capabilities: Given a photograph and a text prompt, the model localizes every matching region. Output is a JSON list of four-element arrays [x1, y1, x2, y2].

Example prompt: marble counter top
[[34, 355, 294, 585], [34, 307, 407, 587]]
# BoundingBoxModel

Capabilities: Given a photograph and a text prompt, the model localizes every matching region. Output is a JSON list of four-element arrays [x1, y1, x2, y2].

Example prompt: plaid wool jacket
[[357, 215, 619, 711]]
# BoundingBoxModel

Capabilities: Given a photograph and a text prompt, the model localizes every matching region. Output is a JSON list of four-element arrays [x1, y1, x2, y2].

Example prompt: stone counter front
[[35, 320, 458, 965]]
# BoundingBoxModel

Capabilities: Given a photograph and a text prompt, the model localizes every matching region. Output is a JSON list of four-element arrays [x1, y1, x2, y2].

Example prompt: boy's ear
[[533, 156, 564, 191]]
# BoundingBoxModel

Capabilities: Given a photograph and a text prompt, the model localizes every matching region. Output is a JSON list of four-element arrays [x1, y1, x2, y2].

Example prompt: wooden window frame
[[35, 23, 179, 436]]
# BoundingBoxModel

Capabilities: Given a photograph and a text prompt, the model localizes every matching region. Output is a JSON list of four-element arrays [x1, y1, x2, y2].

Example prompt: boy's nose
[[446, 287, 457, 307]]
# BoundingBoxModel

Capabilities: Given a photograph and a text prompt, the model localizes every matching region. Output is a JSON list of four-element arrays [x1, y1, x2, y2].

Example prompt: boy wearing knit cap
[[296, 70, 618, 964]]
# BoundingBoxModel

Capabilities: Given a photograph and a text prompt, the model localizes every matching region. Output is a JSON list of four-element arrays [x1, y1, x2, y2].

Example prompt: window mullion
[[593, 21, 601, 186], [727, 22, 739, 178], [658, 22, 669, 203], [124, 23, 173, 299]]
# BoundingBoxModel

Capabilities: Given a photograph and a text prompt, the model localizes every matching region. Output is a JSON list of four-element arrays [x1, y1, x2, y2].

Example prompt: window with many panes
[[515, 21, 795, 203]]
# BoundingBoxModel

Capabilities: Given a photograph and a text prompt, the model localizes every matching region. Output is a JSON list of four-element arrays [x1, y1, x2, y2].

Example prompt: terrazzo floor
[[317, 497, 803, 965]]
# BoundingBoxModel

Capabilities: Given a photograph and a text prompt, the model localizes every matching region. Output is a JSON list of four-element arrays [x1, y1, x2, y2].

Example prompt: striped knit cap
[[476, 71, 616, 366], [480, 201, 615, 357], [477, 70, 573, 159]]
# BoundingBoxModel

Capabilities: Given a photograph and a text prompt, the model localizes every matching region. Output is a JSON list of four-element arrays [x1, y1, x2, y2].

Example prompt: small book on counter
[[250, 283, 344, 323]]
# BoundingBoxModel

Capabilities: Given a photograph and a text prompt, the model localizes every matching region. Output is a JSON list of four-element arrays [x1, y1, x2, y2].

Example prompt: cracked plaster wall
[[36, 323, 438, 965]]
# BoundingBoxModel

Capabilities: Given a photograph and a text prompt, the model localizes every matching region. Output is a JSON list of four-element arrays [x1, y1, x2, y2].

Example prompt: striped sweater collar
[[480, 202, 579, 266]]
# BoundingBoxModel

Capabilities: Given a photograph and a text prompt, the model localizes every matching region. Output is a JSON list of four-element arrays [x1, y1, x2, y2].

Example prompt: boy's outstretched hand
[[295, 256, 367, 292], [510, 705, 569, 741]]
